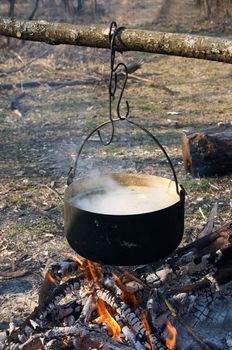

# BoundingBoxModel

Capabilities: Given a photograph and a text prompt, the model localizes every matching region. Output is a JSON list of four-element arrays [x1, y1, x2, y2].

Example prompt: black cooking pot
[[64, 172, 185, 265], [64, 120, 185, 265]]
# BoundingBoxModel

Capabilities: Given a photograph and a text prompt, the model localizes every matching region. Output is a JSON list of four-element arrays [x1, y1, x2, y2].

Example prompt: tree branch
[[0, 16, 232, 63]]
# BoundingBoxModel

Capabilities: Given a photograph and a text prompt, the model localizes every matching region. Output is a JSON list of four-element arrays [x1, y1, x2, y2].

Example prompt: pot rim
[[65, 172, 184, 216]]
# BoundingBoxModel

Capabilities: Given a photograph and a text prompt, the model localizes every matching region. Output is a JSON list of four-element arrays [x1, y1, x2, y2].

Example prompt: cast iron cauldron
[[64, 172, 185, 265]]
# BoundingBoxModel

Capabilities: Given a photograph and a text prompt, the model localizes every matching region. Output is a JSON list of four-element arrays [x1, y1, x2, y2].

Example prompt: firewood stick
[[78, 295, 96, 325], [123, 271, 148, 289], [122, 326, 146, 350], [45, 325, 135, 350]]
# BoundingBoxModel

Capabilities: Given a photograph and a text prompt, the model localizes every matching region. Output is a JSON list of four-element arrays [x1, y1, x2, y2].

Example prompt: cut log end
[[182, 123, 232, 177]]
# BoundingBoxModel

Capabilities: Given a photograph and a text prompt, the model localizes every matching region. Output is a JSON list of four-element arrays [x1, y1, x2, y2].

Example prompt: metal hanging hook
[[114, 62, 130, 120], [109, 23, 130, 121], [97, 21, 129, 145]]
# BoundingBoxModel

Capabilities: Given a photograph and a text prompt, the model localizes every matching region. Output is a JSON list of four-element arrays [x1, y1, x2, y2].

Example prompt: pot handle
[[67, 119, 185, 199], [127, 119, 185, 198]]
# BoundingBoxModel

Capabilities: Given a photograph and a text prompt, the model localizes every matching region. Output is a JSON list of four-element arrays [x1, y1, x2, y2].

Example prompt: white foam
[[69, 179, 179, 215]]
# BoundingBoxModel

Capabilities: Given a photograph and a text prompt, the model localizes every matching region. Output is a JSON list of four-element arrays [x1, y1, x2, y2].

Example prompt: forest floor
[[0, 0, 231, 331]]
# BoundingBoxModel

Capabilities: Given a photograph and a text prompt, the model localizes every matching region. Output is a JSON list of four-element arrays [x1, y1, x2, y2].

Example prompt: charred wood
[[45, 324, 135, 350], [78, 295, 96, 325], [96, 288, 167, 349], [122, 326, 146, 350], [182, 123, 232, 177], [198, 202, 217, 238], [8, 277, 81, 345], [39, 258, 80, 305], [136, 221, 232, 300]]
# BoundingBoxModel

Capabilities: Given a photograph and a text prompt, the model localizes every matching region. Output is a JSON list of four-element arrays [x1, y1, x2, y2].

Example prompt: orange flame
[[63, 252, 84, 267], [87, 260, 103, 285], [141, 310, 156, 350], [97, 298, 121, 338], [63, 258, 103, 285], [46, 272, 60, 286], [112, 272, 139, 307], [166, 320, 177, 350]]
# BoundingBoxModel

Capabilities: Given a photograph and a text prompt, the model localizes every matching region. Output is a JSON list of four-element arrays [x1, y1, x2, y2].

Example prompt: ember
[[3, 221, 232, 350], [141, 310, 156, 350]]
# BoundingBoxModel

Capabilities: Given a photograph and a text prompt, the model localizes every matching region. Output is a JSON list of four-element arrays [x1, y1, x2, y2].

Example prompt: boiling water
[[69, 184, 179, 215]]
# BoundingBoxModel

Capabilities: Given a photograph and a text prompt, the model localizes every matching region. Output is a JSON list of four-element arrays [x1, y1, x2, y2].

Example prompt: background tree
[[197, 0, 232, 22]]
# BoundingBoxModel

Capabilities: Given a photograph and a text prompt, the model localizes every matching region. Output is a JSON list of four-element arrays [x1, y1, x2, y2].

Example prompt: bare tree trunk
[[8, 0, 16, 18], [28, 0, 40, 20], [0, 17, 232, 64], [198, 0, 232, 21]]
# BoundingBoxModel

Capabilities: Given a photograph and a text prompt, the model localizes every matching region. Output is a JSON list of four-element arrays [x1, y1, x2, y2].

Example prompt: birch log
[[0, 17, 232, 63]]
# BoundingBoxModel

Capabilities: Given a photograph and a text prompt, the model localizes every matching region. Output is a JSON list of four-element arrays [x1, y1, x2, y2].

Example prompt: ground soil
[[0, 0, 231, 331]]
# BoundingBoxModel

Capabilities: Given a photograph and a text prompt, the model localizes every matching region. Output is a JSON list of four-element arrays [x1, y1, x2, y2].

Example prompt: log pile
[[182, 122, 232, 177], [3, 221, 232, 350]]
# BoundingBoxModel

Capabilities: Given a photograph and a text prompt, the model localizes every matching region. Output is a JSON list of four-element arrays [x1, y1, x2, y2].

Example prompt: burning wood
[[96, 298, 121, 338], [3, 221, 232, 350]]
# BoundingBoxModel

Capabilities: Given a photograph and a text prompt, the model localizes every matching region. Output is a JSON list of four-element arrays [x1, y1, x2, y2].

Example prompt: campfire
[[4, 219, 232, 350]]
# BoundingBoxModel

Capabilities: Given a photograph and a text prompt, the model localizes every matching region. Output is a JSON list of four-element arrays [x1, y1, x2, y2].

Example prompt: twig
[[42, 184, 63, 202], [9, 50, 24, 64], [129, 73, 177, 95], [199, 207, 207, 220], [171, 278, 210, 294]]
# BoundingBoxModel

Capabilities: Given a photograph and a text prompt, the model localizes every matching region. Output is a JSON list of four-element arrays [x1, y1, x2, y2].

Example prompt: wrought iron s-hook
[[97, 21, 129, 145]]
